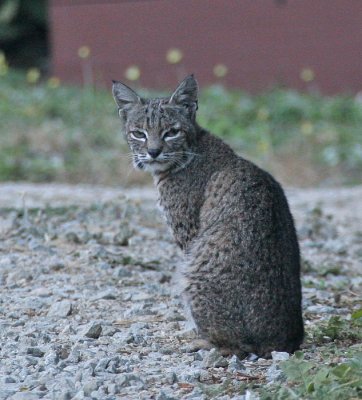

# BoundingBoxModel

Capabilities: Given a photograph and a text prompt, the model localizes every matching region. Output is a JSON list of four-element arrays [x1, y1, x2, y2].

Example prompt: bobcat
[[112, 75, 304, 358]]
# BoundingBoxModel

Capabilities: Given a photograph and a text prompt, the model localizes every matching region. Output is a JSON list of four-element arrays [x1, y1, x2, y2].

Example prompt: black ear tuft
[[112, 81, 141, 111], [169, 75, 199, 118]]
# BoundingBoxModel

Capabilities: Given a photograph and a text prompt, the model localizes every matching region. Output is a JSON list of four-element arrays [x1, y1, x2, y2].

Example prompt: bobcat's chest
[[156, 177, 203, 250]]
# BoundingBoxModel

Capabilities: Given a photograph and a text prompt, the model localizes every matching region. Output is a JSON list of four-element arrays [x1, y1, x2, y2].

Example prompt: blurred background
[[1, 0, 362, 187]]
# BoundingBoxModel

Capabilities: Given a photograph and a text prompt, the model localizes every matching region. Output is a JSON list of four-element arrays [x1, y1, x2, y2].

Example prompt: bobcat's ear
[[112, 80, 141, 119], [169, 74, 198, 118]]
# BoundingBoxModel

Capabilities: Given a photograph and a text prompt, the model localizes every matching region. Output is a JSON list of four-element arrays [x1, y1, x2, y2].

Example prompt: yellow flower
[[300, 68, 315, 82], [26, 68, 41, 84], [24, 106, 37, 117], [0, 63, 8, 76], [0, 51, 6, 65], [166, 48, 183, 64], [47, 76, 61, 89], [213, 64, 228, 78], [301, 121, 314, 135], [257, 107, 270, 121], [124, 65, 141, 81], [257, 139, 269, 154], [0, 51, 9, 76], [78, 46, 91, 59]]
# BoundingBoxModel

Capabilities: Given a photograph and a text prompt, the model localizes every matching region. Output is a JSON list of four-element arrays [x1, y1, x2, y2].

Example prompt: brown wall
[[50, 0, 362, 93]]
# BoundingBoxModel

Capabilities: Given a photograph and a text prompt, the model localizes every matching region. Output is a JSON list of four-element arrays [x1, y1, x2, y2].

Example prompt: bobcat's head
[[112, 75, 199, 174]]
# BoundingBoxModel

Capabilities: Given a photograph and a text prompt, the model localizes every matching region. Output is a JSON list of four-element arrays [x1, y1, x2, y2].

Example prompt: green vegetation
[[262, 350, 362, 400], [258, 311, 362, 399], [1, 69, 362, 185]]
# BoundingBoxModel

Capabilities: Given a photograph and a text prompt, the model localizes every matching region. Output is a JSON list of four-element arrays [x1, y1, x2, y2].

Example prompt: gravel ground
[[0, 183, 361, 400]]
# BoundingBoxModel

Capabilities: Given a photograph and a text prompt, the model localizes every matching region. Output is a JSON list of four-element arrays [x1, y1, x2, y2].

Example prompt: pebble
[[27, 347, 45, 358], [83, 380, 100, 396], [228, 355, 246, 372], [271, 352, 290, 362], [245, 390, 260, 400], [10, 393, 40, 400], [90, 290, 117, 301], [156, 390, 178, 400], [306, 305, 337, 314], [84, 323, 103, 339], [201, 348, 228, 368], [47, 300, 72, 317], [3, 376, 17, 383]]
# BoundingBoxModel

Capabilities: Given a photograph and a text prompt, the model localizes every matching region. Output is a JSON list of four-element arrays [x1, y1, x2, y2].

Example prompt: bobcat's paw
[[185, 338, 213, 353]]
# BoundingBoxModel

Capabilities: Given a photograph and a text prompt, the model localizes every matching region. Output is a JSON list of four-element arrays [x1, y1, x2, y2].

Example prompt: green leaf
[[294, 351, 304, 360], [307, 381, 315, 393], [351, 309, 362, 320], [313, 367, 331, 386], [332, 364, 351, 379], [280, 358, 313, 382]]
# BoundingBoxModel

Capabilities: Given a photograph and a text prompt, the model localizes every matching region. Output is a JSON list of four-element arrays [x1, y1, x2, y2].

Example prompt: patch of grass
[[1, 69, 362, 185], [309, 312, 362, 344], [260, 350, 362, 400]]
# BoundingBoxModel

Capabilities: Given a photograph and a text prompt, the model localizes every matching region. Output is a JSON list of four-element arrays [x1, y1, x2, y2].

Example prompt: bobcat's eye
[[130, 131, 147, 141], [163, 129, 181, 141]]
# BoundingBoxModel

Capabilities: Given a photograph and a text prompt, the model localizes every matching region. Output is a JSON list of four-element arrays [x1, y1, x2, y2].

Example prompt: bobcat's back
[[157, 133, 303, 356]]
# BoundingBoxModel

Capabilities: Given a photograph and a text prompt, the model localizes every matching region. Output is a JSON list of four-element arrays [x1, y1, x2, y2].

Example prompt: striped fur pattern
[[112, 75, 304, 358]]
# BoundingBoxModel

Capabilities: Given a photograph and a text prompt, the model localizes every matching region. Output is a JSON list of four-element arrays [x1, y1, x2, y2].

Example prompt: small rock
[[266, 353, 289, 383], [115, 373, 143, 388], [247, 353, 259, 361], [271, 351, 290, 361], [202, 348, 228, 368], [228, 354, 246, 372], [159, 346, 173, 355], [165, 372, 177, 385], [25, 356, 38, 366], [96, 232, 113, 245], [183, 387, 206, 399], [84, 323, 102, 339], [58, 392, 72, 400], [178, 368, 201, 383], [90, 390, 101, 399], [96, 262, 112, 270], [156, 390, 177, 400], [194, 350, 205, 361], [177, 328, 198, 341], [47, 300, 72, 318], [3, 376, 17, 383], [83, 380, 100, 396], [131, 292, 153, 301], [90, 290, 117, 301], [65, 231, 83, 244], [49, 261, 65, 271], [266, 363, 285, 383], [101, 325, 119, 337], [306, 305, 337, 314], [245, 390, 260, 400], [71, 390, 85, 400], [44, 350, 59, 366], [27, 347, 45, 358], [11, 393, 40, 400], [95, 357, 111, 373], [113, 225, 132, 246], [107, 383, 121, 395], [165, 308, 186, 322], [113, 266, 132, 278]]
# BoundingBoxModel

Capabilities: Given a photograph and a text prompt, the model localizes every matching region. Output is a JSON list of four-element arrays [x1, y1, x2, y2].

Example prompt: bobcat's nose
[[148, 148, 162, 159]]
